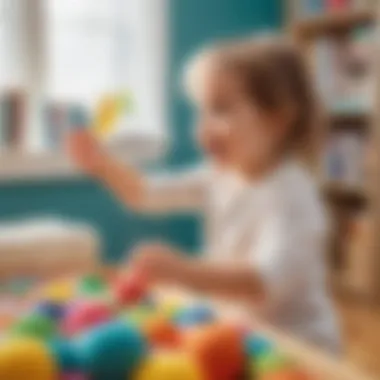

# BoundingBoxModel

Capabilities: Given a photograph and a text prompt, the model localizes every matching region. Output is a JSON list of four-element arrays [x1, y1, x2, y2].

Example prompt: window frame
[[0, 0, 168, 181]]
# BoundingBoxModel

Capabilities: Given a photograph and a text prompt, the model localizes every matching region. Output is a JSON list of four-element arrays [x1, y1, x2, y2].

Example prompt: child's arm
[[67, 131, 206, 212], [130, 243, 266, 301]]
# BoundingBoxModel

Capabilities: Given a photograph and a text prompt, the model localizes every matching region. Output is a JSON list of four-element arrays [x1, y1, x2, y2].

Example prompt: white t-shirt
[[144, 160, 341, 352]]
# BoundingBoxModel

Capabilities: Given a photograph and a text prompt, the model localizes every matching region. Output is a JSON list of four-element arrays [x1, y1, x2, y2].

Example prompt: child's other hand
[[66, 130, 108, 177], [130, 242, 189, 284]]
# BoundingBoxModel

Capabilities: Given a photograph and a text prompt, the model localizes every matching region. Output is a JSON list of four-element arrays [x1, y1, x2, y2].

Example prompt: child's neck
[[233, 155, 289, 183]]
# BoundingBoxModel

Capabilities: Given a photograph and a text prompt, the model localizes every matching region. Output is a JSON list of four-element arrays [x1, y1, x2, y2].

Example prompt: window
[[0, 0, 167, 178]]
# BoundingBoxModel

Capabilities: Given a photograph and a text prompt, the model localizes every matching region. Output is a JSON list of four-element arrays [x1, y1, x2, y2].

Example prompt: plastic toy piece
[[0, 338, 58, 380], [11, 314, 57, 340], [114, 271, 148, 306], [77, 275, 107, 297], [135, 352, 202, 380], [74, 321, 147, 379]]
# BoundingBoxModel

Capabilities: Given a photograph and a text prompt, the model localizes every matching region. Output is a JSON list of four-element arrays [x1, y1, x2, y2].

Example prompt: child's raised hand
[[129, 242, 190, 284], [66, 130, 108, 178]]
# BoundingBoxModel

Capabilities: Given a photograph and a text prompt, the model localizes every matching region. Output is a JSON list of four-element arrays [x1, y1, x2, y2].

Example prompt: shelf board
[[293, 10, 375, 39], [328, 112, 371, 128], [322, 182, 367, 203]]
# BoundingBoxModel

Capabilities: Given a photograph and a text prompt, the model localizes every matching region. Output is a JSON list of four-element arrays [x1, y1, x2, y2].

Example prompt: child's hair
[[185, 36, 320, 163]]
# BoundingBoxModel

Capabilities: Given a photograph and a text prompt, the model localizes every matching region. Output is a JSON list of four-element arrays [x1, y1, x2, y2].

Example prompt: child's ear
[[276, 102, 298, 137]]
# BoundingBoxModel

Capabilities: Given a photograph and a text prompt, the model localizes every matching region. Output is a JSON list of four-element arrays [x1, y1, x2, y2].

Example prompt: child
[[68, 37, 341, 353]]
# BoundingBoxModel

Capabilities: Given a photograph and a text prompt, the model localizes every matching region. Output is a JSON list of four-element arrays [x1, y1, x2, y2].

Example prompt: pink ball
[[62, 301, 112, 336], [61, 373, 87, 380]]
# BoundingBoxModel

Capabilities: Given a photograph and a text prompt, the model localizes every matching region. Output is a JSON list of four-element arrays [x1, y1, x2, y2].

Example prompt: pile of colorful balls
[[0, 272, 313, 380]]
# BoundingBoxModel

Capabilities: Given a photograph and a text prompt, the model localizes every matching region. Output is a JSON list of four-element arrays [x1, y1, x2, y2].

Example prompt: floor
[[337, 297, 380, 378]]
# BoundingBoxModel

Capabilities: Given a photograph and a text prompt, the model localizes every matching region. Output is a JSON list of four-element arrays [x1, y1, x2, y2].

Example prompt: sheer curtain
[[1, 0, 166, 153]]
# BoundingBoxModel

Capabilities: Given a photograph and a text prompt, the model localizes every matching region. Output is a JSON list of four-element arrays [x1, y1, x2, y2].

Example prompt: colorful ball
[[75, 321, 147, 380], [256, 352, 292, 375], [123, 306, 154, 327], [50, 339, 80, 372], [11, 314, 57, 340], [60, 373, 88, 380], [143, 316, 181, 348], [245, 334, 273, 358], [114, 272, 147, 306], [35, 301, 66, 321], [41, 279, 75, 303], [62, 301, 112, 336], [135, 352, 203, 380], [77, 275, 107, 297], [174, 305, 215, 327], [0, 338, 57, 380], [184, 324, 245, 380]]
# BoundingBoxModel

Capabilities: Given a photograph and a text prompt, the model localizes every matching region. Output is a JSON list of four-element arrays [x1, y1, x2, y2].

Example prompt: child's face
[[191, 64, 287, 173]]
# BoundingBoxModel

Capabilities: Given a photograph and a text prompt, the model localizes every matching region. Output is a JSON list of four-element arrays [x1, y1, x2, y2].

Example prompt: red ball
[[184, 324, 245, 380], [62, 301, 112, 336], [114, 272, 147, 306], [143, 317, 181, 348]]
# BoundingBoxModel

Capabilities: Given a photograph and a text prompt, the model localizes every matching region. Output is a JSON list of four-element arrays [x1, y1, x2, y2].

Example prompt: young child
[[68, 37, 341, 353]]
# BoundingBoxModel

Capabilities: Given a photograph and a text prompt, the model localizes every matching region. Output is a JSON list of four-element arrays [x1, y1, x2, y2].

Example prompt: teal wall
[[0, 0, 283, 262]]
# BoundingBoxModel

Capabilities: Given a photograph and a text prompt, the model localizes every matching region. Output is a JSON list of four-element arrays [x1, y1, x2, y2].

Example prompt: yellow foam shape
[[94, 95, 120, 137], [0, 338, 57, 380], [42, 279, 74, 303], [135, 352, 202, 380]]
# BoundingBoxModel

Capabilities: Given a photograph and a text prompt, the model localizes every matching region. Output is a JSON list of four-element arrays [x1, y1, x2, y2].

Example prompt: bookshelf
[[287, 1, 380, 301]]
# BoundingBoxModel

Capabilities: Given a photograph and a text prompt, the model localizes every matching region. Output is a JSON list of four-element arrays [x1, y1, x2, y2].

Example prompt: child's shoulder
[[270, 160, 328, 230]]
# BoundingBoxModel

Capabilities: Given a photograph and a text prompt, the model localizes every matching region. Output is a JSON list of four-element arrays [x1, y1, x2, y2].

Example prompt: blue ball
[[244, 334, 273, 358], [50, 339, 81, 372], [35, 301, 66, 321], [174, 304, 215, 327], [75, 321, 147, 380]]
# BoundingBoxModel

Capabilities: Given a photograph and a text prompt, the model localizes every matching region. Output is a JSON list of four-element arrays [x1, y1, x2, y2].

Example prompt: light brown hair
[[187, 36, 320, 163]]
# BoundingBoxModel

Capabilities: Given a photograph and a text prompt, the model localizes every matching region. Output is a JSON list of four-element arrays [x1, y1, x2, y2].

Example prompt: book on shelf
[[322, 130, 367, 188], [0, 91, 26, 152], [311, 30, 374, 113], [43, 103, 67, 150]]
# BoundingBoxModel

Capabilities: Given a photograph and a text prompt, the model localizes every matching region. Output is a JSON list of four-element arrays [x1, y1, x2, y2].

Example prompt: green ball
[[11, 314, 57, 340], [77, 275, 107, 297], [256, 351, 291, 375]]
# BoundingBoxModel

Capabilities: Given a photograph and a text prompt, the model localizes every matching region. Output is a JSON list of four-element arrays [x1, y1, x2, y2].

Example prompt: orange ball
[[143, 317, 181, 348], [183, 324, 245, 380]]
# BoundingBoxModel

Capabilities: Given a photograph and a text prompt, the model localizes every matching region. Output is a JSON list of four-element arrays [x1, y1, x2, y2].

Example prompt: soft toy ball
[[174, 305, 215, 327], [49, 339, 80, 372], [184, 324, 245, 380], [114, 272, 147, 306], [134, 351, 203, 380], [75, 321, 147, 380], [143, 316, 181, 348], [0, 338, 57, 380], [62, 301, 112, 336], [35, 301, 66, 321], [11, 314, 57, 340]]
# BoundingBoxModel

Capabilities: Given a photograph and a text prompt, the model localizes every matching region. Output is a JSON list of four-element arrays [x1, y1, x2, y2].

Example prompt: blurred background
[[0, 0, 380, 376]]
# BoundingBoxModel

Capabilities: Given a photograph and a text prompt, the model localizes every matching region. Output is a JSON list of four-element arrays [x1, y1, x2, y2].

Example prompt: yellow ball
[[41, 280, 74, 303], [0, 338, 57, 380], [134, 352, 202, 380]]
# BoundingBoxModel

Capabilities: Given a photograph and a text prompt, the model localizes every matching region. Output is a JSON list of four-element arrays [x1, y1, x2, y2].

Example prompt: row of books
[[311, 29, 374, 113], [0, 91, 88, 151], [322, 131, 367, 187], [294, 0, 376, 18]]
